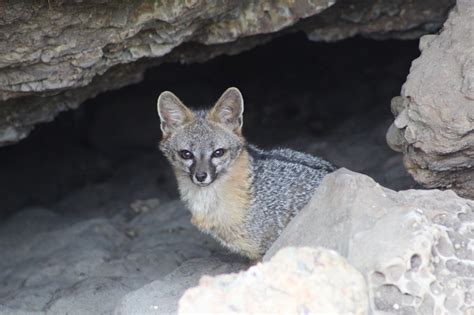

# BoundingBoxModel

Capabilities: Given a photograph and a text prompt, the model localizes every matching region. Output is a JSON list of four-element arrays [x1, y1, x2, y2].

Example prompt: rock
[[305, 0, 454, 41], [178, 247, 368, 314], [386, 0, 474, 199], [0, 0, 454, 146], [115, 257, 245, 315], [265, 169, 474, 314], [0, 0, 335, 146]]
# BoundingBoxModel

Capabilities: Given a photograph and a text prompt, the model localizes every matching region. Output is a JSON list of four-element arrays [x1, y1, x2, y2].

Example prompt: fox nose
[[195, 172, 208, 183]]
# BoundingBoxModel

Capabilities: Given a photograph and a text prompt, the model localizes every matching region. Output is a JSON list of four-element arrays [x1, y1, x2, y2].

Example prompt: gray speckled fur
[[244, 145, 337, 256]]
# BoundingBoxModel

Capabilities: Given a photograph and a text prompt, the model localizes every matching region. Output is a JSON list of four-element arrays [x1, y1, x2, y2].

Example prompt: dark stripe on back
[[246, 145, 336, 172]]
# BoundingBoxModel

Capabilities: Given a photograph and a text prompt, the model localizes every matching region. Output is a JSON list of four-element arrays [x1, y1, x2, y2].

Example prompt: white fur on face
[[177, 173, 221, 216]]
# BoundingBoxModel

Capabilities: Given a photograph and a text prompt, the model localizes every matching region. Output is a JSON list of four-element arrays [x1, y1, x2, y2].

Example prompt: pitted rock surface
[[265, 169, 474, 314], [178, 247, 368, 314]]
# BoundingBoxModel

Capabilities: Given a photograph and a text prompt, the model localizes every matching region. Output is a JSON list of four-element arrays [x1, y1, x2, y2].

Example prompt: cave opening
[[0, 33, 420, 220], [0, 31, 430, 314]]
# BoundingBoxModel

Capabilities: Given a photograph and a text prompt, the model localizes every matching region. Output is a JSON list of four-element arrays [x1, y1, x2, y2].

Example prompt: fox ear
[[157, 91, 194, 135], [208, 87, 244, 133]]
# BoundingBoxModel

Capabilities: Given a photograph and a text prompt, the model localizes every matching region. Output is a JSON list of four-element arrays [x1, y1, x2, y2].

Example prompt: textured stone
[[386, 0, 474, 198], [305, 0, 454, 41], [265, 169, 474, 314], [178, 247, 368, 314], [0, 0, 335, 146], [0, 0, 454, 146], [0, 1, 334, 99]]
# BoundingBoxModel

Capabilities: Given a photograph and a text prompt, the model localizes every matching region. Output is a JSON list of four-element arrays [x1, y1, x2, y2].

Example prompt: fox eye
[[179, 150, 194, 160], [212, 148, 225, 158]]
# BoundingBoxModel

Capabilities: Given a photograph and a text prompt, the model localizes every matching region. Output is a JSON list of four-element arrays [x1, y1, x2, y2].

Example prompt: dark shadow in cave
[[0, 33, 421, 220]]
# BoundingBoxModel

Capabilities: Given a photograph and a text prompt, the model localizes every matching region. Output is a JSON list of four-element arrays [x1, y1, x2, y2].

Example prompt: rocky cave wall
[[0, 0, 454, 146]]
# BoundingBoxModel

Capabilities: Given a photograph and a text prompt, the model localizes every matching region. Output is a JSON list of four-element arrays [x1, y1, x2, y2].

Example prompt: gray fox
[[157, 87, 336, 259]]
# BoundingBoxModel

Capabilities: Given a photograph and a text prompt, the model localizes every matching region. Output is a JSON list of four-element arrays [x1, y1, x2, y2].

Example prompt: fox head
[[157, 87, 245, 187]]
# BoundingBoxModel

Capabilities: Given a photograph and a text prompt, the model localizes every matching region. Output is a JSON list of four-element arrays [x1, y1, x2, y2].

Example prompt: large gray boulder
[[0, 0, 454, 145], [178, 247, 368, 314], [265, 169, 474, 314], [386, 0, 474, 199]]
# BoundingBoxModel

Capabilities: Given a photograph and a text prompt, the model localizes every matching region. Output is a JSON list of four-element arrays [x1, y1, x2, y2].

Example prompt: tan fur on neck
[[175, 149, 259, 259]]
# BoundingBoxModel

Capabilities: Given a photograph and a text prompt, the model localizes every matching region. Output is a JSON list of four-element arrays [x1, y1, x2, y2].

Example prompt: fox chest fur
[[174, 151, 260, 258]]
